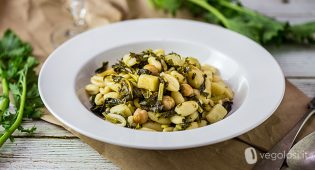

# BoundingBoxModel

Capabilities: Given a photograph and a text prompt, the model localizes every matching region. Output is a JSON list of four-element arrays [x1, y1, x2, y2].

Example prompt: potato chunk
[[206, 104, 227, 123], [211, 82, 226, 96], [137, 74, 159, 91]]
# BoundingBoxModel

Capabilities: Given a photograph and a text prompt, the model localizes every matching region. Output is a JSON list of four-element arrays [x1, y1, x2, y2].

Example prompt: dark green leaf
[[223, 101, 233, 112], [151, 0, 315, 45], [95, 62, 109, 73], [150, 0, 182, 15], [286, 21, 315, 44]]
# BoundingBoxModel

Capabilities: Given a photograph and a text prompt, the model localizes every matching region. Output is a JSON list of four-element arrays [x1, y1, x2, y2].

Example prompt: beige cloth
[[1, 0, 314, 169], [0, 0, 189, 58]]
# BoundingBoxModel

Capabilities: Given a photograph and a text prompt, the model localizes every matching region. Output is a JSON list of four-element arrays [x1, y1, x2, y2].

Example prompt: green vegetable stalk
[[151, 0, 315, 45], [0, 73, 9, 118], [0, 30, 43, 148], [189, 0, 228, 26], [0, 67, 27, 147]]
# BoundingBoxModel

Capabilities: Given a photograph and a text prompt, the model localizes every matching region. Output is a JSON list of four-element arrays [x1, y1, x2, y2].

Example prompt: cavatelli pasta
[[85, 49, 234, 131]]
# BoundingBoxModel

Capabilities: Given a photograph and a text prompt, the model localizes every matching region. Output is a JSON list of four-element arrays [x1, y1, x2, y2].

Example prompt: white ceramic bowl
[[39, 19, 285, 150]]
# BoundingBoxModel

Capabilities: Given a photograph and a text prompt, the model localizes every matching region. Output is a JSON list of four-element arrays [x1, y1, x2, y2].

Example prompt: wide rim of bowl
[[39, 18, 285, 150]]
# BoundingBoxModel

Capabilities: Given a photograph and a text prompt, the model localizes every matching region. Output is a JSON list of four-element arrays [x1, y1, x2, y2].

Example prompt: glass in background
[[51, 0, 87, 48]]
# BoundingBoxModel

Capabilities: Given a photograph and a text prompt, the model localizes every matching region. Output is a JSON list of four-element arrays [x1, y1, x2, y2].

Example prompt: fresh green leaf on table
[[150, 0, 182, 15], [0, 30, 44, 147], [286, 22, 315, 44], [150, 0, 315, 45]]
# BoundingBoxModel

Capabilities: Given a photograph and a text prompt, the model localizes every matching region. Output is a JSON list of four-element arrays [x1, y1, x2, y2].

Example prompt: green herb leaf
[[95, 62, 109, 74], [150, 0, 315, 45], [286, 21, 315, 44], [0, 30, 43, 148], [150, 0, 182, 15]]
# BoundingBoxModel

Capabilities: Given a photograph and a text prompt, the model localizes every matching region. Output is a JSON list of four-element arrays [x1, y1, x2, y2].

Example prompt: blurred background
[[1, 0, 314, 61]]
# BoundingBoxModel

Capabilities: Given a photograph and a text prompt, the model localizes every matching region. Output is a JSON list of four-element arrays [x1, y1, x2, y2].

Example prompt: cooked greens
[[85, 49, 233, 131]]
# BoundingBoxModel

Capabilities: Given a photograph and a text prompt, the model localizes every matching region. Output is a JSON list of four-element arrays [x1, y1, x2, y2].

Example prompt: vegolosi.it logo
[[244, 147, 313, 165], [244, 147, 258, 164]]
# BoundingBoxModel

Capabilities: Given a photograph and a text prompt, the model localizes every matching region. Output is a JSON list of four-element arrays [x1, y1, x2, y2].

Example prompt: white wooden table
[[1, 0, 315, 169]]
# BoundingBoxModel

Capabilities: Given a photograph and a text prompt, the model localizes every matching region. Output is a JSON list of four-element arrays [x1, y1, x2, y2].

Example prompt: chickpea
[[180, 84, 194, 97], [162, 96, 175, 111], [143, 64, 159, 76], [133, 108, 148, 124]]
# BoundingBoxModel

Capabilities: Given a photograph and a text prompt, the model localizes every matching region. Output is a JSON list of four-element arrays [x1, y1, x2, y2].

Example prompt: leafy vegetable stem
[[188, 0, 229, 27], [218, 0, 272, 21], [158, 83, 164, 101], [218, 0, 252, 15], [1, 78, 9, 99], [0, 69, 27, 147], [0, 70, 9, 118]]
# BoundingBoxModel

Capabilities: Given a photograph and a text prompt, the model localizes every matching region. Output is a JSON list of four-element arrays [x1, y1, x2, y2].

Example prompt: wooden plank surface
[[241, 0, 315, 16], [0, 138, 119, 170], [289, 79, 315, 98], [7, 120, 74, 138], [272, 46, 315, 78], [1, 0, 315, 169], [241, 0, 315, 23]]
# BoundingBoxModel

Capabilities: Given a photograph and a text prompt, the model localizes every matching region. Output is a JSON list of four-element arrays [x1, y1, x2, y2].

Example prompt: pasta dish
[[85, 49, 234, 132]]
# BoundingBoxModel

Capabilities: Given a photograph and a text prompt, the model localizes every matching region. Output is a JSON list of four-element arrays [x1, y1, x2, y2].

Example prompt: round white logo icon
[[245, 147, 257, 164]]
